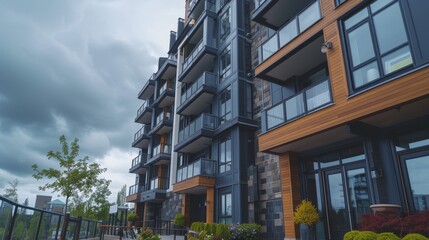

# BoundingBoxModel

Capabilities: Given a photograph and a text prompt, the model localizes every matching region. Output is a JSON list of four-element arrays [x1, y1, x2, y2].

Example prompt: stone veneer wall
[[161, 192, 182, 223], [249, 16, 286, 240]]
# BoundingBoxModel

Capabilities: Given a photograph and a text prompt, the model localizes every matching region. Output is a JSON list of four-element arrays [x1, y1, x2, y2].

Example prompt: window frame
[[218, 136, 232, 174], [342, 0, 414, 93], [220, 45, 232, 80], [218, 191, 232, 224], [219, 86, 232, 124], [219, 7, 231, 43]]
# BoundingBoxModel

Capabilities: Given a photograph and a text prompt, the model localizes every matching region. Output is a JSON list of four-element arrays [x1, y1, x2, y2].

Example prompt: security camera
[[247, 72, 252, 77]]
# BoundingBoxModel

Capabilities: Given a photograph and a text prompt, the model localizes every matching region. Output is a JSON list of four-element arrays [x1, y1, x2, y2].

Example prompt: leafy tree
[[32, 135, 109, 214], [116, 184, 126, 206], [3, 178, 19, 202]]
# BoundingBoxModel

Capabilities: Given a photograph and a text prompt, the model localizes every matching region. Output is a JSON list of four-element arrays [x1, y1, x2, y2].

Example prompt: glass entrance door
[[400, 150, 429, 211], [324, 165, 371, 240]]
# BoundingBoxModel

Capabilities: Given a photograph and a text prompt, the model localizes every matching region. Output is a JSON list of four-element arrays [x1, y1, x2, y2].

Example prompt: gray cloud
[[0, 0, 183, 204]]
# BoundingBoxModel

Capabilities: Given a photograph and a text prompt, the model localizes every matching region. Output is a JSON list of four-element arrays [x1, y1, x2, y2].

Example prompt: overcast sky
[[0, 0, 184, 207]]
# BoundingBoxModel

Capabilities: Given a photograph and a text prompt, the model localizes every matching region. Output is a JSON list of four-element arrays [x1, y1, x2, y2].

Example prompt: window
[[336, 0, 346, 6], [343, 0, 413, 91], [220, 45, 232, 79], [219, 192, 232, 224], [219, 87, 232, 124], [220, 8, 231, 43], [219, 137, 232, 173]]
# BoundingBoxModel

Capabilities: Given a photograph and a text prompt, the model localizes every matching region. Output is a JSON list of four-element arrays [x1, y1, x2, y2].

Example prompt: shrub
[[190, 222, 205, 232], [215, 224, 231, 240], [127, 212, 138, 222], [402, 233, 429, 240], [343, 230, 361, 240], [173, 213, 185, 227], [293, 200, 320, 226], [354, 231, 378, 240], [138, 228, 161, 240], [204, 223, 216, 235], [230, 223, 261, 240], [377, 232, 400, 240]]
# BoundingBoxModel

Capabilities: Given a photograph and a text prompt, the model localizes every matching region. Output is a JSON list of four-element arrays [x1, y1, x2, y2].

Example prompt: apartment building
[[128, 0, 262, 232], [253, 0, 429, 240]]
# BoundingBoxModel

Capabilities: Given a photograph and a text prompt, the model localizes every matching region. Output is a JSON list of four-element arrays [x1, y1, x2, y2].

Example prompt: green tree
[[3, 178, 19, 202], [116, 184, 126, 206], [32, 135, 109, 214]]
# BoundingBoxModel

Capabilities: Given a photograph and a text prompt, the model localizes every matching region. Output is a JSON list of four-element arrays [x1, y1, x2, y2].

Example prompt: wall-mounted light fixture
[[321, 41, 332, 54]]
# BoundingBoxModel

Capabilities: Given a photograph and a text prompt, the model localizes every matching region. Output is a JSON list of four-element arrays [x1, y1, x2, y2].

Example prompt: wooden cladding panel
[[172, 176, 215, 193], [206, 187, 214, 223], [182, 194, 191, 226], [255, 0, 363, 76], [259, 20, 429, 152], [279, 152, 301, 238]]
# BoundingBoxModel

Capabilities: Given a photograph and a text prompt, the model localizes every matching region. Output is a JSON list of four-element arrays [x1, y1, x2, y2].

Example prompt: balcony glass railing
[[254, 0, 268, 10], [128, 184, 142, 195], [147, 177, 169, 190], [131, 153, 148, 169], [265, 78, 332, 131], [182, 37, 217, 72], [178, 113, 217, 142], [155, 112, 172, 125], [259, 1, 321, 63], [180, 72, 216, 105], [152, 144, 171, 157], [176, 158, 216, 182], [138, 74, 155, 97], [134, 125, 150, 141], [136, 100, 153, 118]]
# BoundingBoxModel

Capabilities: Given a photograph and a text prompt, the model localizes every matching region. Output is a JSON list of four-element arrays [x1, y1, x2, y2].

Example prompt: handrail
[[136, 100, 153, 118], [134, 125, 150, 141], [131, 153, 148, 168], [138, 74, 155, 97], [180, 72, 217, 105], [259, 0, 321, 63], [176, 158, 216, 182], [178, 113, 217, 142]]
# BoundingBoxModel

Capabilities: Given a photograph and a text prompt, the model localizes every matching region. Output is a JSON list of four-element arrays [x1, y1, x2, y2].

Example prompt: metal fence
[[0, 195, 101, 240]]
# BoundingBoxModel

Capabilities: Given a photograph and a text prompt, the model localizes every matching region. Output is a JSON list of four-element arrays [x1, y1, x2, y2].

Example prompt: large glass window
[[219, 137, 232, 173], [344, 0, 413, 90], [220, 8, 231, 43], [219, 87, 232, 124], [220, 45, 232, 79], [219, 192, 232, 224]]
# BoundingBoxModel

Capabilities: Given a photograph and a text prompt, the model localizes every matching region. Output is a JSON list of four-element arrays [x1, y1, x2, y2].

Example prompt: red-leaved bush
[[359, 211, 429, 237]]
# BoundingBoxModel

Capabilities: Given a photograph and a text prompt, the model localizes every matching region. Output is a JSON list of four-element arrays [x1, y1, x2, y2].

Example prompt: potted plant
[[127, 212, 138, 227], [293, 199, 320, 240], [173, 213, 186, 228]]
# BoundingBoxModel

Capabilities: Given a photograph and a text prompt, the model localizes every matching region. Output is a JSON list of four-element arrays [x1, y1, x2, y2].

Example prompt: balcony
[[149, 112, 173, 135], [154, 84, 175, 108], [129, 153, 148, 174], [188, 0, 215, 22], [258, 1, 322, 65], [252, 0, 316, 30], [177, 72, 217, 115], [138, 74, 155, 100], [132, 125, 150, 149], [261, 78, 332, 133], [179, 14, 217, 83], [155, 58, 176, 82], [135, 100, 153, 124], [176, 158, 216, 182], [126, 184, 143, 202], [147, 144, 171, 166], [140, 177, 169, 202], [175, 113, 217, 153]]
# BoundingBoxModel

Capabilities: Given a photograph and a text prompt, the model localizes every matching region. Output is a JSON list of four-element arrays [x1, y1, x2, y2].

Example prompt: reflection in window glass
[[394, 129, 429, 152], [347, 168, 371, 227], [382, 46, 413, 74], [344, 8, 368, 30], [406, 155, 429, 211], [219, 87, 232, 124], [370, 0, 394, 13], [220, 8, 231, 43], [353, 61, 380, 88], [220, 192, 232, 224], [373, 3, 407, 54], [219, 138, 232, 173], [220, 45, 231, 79], [348, 23, 375, 67], [267, 104, 284, 129], [285, 93, 304, 120]]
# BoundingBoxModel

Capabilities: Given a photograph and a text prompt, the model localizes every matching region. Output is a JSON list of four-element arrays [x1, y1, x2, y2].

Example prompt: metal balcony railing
[[133, 125, 150, 142], [178, 113, 217, 142], [136, 100, 153, 118], [176, 158, 216, 182], [146, 177, 169, 191], [180, 72, 216, 105], [259, 1, 321, 63], [131, 153, 148, 169], [263, 78, 332, 132]]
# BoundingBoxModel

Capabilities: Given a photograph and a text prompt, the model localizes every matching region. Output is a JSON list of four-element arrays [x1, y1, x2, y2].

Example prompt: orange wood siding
[[206, 187, 214, 223], [172, 176, 215, 193], [259, 21, 429, 153], [279, 152, 301, 238], [182, 194, 191, 226]]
